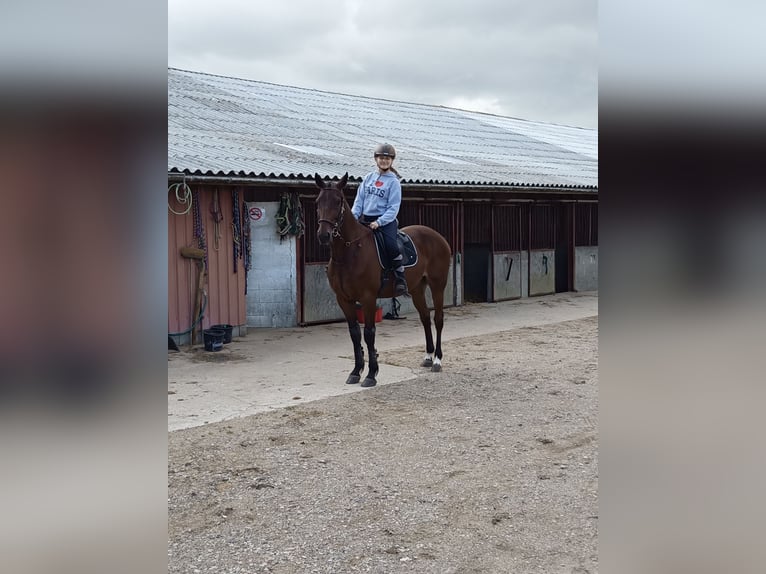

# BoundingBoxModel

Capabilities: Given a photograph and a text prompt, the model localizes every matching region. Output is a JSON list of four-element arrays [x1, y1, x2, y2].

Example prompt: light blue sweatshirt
[[351, 170, 402, 227]]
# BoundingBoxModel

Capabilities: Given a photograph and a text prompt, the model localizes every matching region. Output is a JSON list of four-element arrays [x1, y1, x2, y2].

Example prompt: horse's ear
[[338, 172, 348, 190], [314, 173, 325, 189]]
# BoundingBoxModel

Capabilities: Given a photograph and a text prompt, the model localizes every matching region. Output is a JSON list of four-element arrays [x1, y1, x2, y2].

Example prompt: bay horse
[[314, 172, 452, 388]]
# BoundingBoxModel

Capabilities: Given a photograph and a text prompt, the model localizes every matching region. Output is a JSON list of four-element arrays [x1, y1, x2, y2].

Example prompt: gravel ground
[[168, 316, 598, 573]]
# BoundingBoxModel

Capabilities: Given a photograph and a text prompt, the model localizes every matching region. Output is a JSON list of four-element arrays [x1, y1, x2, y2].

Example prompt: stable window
[[493, 204, 526, 251], [530, 204, 555, 250], [575, 203, 598, 246]]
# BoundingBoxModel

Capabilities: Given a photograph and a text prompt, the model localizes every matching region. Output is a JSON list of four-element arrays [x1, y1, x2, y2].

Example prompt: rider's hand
[[370, 221, 379, 230]]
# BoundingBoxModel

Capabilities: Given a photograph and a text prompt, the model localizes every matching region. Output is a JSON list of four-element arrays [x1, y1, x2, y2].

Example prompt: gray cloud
[[169, 0, 597, 127]]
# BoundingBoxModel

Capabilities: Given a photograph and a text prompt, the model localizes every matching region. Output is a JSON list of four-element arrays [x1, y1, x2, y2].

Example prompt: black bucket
[[203, 328, 225, 352], [210, 324, 233, 344]]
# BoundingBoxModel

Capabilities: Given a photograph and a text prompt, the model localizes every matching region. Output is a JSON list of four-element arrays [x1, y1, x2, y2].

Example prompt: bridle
[[317, 194, 365, 248], [317, 199, 345, 240]]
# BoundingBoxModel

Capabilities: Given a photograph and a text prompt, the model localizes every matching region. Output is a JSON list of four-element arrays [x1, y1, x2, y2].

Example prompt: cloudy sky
[[168, 0, 597, 128]]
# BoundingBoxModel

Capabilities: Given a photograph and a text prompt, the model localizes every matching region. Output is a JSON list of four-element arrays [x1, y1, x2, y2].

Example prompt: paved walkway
[[168, 291, 597, 431]]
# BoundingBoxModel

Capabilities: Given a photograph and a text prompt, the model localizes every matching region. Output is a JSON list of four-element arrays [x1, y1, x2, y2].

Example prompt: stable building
[[168, 68, 598, 344]]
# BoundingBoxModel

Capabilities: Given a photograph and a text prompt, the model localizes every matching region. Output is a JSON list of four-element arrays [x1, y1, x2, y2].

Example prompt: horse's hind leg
[[430, 285, 446, 372], [410, 281, 435, 368]]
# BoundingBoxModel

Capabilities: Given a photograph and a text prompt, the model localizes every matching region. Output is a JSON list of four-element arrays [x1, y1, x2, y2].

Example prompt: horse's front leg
[[361, 304, 379, 387], [361, 324, 378, 387], [338, 298, 364, 385], [345, 320, 365, 385]]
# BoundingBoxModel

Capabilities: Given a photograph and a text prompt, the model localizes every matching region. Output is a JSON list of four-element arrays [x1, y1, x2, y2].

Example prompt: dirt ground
[[168, 309, 598, 573]]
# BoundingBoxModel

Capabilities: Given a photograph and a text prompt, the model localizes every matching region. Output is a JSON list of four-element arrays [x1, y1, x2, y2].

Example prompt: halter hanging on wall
[[276, 191, 305, 238]]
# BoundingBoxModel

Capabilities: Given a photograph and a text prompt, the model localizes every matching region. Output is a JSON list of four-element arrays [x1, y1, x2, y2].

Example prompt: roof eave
[[167, 169, 597, 192]]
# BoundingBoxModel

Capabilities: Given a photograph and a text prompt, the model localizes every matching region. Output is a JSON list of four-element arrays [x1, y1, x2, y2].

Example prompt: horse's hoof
[[361, 378, 377, 388], [431, 363, 442, 372], [422, 358, 433, 368], [346, 374, 361, 385]]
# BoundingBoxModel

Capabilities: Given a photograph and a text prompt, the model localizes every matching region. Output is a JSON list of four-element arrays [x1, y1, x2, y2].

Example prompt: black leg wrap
[[362, 325, 378, 387], [348, 321, 364, 372], [363, 325, 376, 349]]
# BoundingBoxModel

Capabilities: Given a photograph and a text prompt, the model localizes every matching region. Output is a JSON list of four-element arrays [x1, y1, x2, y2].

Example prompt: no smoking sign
[[249, 206, 265, 223]]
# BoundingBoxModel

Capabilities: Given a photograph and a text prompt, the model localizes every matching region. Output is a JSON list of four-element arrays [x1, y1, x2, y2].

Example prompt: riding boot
[[378, 269, 391, 295], [393, 266, 408, 297]]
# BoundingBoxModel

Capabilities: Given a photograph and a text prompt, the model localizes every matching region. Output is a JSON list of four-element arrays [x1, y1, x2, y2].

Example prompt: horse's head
[[314, 172, 348, 245]]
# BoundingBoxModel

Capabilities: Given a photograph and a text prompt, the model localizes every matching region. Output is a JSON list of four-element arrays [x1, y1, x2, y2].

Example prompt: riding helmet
[[374, 143, 396, 158]]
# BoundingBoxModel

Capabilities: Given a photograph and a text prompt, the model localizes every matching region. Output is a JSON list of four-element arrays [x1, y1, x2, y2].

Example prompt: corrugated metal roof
[[168, 68, 598, 190]]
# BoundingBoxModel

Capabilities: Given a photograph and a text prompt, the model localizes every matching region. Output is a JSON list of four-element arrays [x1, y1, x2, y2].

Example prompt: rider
[[351, 143, 408, 296]]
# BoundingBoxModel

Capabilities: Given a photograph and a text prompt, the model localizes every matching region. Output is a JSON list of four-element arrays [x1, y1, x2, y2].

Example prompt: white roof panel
[[168, 68, 597, 190]]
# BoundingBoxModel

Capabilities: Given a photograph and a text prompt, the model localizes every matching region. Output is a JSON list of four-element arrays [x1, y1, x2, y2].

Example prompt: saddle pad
[[373, 231, 418, 269]]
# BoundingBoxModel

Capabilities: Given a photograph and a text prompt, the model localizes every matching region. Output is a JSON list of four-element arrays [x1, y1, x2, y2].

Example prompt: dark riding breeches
[[378, 221, 402, 269], [361, 216, 403, 270]]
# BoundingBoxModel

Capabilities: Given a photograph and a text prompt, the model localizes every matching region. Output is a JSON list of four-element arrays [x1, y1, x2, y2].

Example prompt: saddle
[[372, 230, 418, 270]]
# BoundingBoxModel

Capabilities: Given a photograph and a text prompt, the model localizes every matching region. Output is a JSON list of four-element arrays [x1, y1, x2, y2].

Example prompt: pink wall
[[168, 185, 247, 341]]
